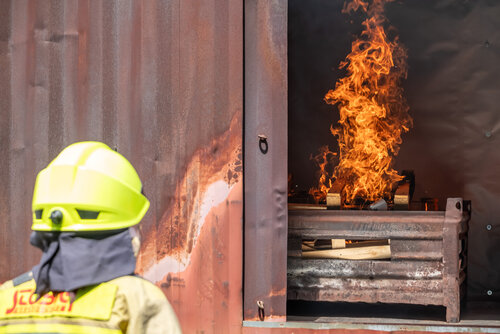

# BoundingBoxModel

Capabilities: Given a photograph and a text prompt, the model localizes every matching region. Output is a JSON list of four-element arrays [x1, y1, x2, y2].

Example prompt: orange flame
[[321, 0, 412, 205], [309, 146, 337, 203]]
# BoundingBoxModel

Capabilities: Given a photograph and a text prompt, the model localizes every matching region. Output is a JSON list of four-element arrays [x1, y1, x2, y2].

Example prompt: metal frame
[[287, 198, 469, 323]]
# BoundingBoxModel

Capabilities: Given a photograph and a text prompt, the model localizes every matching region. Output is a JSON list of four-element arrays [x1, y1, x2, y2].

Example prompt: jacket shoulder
[[107, 275, 182, 333], [108, 275, 165, 298]]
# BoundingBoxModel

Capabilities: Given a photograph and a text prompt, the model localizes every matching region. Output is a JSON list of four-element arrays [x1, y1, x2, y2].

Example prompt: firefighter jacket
[[0, 272, 182, 334]]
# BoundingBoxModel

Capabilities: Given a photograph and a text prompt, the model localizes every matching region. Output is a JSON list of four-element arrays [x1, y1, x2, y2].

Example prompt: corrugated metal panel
[[0, 1, 243, 333]]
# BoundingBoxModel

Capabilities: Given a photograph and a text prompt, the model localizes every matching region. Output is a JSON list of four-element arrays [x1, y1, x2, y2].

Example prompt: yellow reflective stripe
[[0, 281, 117, 321], [0, 322, 122, 333]]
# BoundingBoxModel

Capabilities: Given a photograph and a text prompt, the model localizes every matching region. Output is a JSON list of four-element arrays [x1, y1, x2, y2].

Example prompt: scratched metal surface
[[0, 1, 243, 333], [244, 0, 289, 322]]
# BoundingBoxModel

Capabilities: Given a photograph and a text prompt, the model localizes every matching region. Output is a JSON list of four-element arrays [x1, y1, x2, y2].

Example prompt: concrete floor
[[283, 301, 500, 331]]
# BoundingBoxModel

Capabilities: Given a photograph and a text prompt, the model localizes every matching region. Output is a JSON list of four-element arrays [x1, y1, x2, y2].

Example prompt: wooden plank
[[288, 203, 327, 210], [326, 181, 343, 209], [302, 245, 391, 260], [331, 239, 345, 249], [287, 258, 443, 279], [390, 239, 443, 260], [301, 243, 315, 251], [287, 277, 443, 293], [345, 239, 388, 247]]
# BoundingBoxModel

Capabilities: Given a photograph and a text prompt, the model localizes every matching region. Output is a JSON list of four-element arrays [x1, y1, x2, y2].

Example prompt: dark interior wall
[[288, 0, 500, 299]]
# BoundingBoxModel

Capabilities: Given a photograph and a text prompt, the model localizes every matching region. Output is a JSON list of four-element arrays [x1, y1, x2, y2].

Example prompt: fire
[[309, 146, 337, 203], [313, 0, 412, 205]]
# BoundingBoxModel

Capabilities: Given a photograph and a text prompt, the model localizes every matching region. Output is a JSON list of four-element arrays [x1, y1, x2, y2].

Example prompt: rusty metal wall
[[0, 1, 243, 333], [244, 0, 288, 322]]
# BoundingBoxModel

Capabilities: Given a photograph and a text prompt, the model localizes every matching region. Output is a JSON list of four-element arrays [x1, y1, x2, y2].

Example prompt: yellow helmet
[[31, 141, 150, 232]]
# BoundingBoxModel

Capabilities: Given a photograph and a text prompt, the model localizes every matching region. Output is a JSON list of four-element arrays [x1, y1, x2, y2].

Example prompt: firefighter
[[0, 141, 182, 334]]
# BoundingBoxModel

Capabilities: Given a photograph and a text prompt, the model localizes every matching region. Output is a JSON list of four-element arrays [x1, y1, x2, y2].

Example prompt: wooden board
[[331, 239, 346, 249], [288, 203, 327, 210], [301, 245, 391, 260]]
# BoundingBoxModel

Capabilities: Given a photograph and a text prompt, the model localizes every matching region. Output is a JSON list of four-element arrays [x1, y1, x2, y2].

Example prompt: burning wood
[[317, 174, 411, 210], [326, 180, 342, 209], [310, 0, 412, 207]]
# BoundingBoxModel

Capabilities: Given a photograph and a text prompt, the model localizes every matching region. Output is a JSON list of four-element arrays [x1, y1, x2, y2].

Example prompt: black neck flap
[[30, 228, 136, 296]]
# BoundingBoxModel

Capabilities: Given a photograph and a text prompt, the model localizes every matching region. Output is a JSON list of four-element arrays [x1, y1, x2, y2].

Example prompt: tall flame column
[[324, 0, 412, 205]]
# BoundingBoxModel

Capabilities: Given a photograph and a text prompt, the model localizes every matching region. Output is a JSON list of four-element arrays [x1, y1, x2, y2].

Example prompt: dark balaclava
[[30, 228, 137, 296]]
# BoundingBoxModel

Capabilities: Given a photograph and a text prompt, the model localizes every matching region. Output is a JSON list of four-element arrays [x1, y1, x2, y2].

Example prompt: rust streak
[[137, 114, 242, 276]]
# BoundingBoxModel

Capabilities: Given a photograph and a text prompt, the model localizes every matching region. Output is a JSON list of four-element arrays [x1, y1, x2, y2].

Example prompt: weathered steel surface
[[288, 289, 445, 306], [244, 0, 288, 322], [290, 210, 445, 223], [288, 199, 469, 323], [289, 227, 443, 240], [443, 199, 464, 323], [0, 1, 243, 333], [390, 239, 443, 260], [287, 235, 303, 257], [289, 210, 445, 240], [289, 277, 443, 293], [287, 258, 443, 279]]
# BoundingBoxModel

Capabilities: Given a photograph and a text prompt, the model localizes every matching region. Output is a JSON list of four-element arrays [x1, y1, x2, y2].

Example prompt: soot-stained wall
[[288, 0, 500, 299]]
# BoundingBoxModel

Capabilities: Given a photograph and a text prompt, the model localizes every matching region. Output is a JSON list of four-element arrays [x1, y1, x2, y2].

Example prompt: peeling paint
[[142, 179, 238, 281], [137, 114, 242, 274], [159, 180, 243, 333]]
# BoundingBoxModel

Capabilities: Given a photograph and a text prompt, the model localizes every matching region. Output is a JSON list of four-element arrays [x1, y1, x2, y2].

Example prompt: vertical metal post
[[244, 0, 288, 322], [443, 197, 462, 323]]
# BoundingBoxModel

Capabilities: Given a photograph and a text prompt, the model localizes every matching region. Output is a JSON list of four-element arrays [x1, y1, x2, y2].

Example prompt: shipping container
[[1, 1, 499, 333]]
